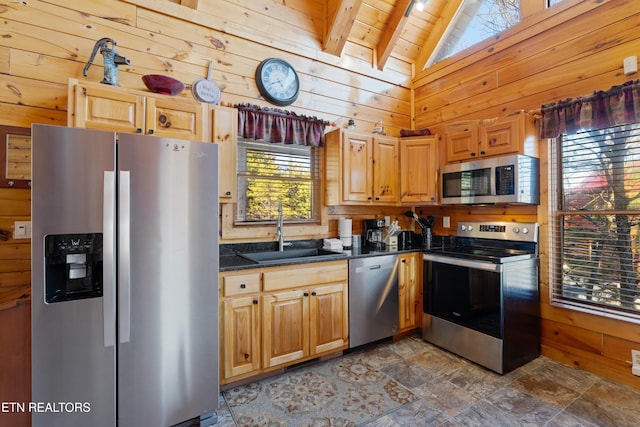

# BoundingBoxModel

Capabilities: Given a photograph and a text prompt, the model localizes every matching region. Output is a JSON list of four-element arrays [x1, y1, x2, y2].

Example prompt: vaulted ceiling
[[325, 0, 463, 72]]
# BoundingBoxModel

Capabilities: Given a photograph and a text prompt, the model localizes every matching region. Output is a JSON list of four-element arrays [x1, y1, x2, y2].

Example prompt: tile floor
[[215, 335, 640, 426]]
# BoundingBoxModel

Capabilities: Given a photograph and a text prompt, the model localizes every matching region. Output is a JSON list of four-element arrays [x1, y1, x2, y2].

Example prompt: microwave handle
[[490, 166, 497, 196]]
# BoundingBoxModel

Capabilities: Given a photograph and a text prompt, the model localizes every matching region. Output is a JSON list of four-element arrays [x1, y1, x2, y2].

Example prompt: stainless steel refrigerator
[[31, 124, 219, 427]]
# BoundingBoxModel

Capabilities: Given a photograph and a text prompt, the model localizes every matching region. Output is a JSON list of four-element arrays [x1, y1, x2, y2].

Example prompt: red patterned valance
[[235, 104, 330, 147], [540, 79, 640, 139]]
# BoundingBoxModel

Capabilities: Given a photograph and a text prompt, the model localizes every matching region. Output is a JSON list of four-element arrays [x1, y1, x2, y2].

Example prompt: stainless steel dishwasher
[[348, 255, 399, 348]]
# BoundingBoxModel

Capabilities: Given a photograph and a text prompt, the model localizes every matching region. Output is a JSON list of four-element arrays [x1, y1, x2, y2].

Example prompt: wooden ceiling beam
[[414, 0, 464, 72], [324, 0, 363, 57], [376, 0, 414, 70]]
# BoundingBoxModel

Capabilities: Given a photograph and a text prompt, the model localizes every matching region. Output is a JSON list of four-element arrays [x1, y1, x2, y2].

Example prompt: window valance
[[235, 103, 330, 147], [540, 79, 640, 139]]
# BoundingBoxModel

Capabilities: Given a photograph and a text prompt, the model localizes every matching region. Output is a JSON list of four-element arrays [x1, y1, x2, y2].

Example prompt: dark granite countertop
[[219, 239, 426, 272]]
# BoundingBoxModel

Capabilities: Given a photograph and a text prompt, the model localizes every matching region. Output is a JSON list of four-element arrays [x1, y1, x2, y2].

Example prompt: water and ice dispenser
[[44, 233, 103, 303]]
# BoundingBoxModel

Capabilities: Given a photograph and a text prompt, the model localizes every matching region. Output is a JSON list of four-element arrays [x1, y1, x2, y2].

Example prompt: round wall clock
[[255, 58, 300, 106]]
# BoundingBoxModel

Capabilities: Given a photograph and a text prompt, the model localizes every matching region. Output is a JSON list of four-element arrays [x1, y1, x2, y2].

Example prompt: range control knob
[[513, 227, 520, 234], [467, 225, 474, 232], [523, 227, 530, 234], [460, 225, 467, 231]]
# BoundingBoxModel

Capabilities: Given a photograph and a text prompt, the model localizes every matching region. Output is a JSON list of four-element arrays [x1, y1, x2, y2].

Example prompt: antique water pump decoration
[[82, 38, 130, 86]]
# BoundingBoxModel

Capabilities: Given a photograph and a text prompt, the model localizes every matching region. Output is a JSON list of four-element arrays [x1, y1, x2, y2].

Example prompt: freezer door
[[116, 134, 219, 426], [31, 125, 117, 427]]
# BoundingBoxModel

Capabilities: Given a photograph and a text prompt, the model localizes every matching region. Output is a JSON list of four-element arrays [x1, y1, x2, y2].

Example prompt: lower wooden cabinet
[[221, 295, 261, 379], [219, 260, 349, 385], [398, 252, 422, 332]]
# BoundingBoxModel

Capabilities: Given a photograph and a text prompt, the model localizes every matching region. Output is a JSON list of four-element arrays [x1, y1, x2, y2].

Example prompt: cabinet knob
[[304, 292, 309, 297], [240, 283, 246, 289], [402, 259, 406, 263], [367, 197, 372, 200], [148, 129, 154, 135], [311, 291, 317, 296], [480, 151, 485, 155], [471, 152, 476, 157], [136, 128, 143, 133], [225, 191, 232, 196], [253, 300, 258, 305], [244, 353, 250, 359]]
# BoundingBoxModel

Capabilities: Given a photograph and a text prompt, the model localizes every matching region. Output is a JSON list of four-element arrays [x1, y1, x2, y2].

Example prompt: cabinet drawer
[[263, 261, 348, 292], [223, 273, 261, 296]]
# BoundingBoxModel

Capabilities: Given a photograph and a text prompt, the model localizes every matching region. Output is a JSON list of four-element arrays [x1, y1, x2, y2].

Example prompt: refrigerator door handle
[[103, 171, 116, 347], [119, 170, 132, 343]]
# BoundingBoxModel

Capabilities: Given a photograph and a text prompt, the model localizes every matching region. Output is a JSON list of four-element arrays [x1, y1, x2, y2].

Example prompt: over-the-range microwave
[[440, 154, 540, 205]]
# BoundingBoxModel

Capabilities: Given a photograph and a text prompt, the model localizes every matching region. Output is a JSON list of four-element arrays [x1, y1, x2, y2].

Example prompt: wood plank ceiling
[[325, 0, 462, 71]]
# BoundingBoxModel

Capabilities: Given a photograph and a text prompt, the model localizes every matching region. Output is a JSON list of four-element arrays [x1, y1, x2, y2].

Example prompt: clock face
[[255, 58, 300, 106]]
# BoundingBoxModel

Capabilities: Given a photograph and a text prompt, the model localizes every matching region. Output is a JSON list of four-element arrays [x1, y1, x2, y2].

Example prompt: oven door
[[423, 253, 503, 338]]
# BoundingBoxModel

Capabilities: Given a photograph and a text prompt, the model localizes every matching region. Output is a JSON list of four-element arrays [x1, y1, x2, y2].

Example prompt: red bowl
[[142, 74, 185, 96]]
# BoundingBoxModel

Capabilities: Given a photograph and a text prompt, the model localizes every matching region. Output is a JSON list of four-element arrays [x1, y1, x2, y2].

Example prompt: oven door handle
[[423, 253, 501, 272]]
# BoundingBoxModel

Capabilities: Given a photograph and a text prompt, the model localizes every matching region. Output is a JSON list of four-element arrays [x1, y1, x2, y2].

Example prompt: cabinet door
[[221, 296, 261, 380], [398, 253, 420, 332], [73, 83, 145, 133], [145, 97, 207, 141], [309, 283, 348, 354], [342, 132, 373, 202], [372, 136, 399, 204], [480, 115, 519, 158], [445, 128, 478, 162], [400, 138, 437, 204], [211, 105, 238, 202], [262, 290, 309, 368]]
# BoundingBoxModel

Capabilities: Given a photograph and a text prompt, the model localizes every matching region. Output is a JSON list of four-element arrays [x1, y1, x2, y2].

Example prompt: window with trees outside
[[429, 0, 520, 66], [549, 122, 640, 322], [236, 138, 321, 223]]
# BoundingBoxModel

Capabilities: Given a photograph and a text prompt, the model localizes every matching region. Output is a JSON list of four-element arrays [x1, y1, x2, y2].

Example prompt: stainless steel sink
[[238, 248, 346, 264]]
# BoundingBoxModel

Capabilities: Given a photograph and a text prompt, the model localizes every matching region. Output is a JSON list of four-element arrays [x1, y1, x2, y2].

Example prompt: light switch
[[14, 221, 31, 239], [443, 216, 451, 228]]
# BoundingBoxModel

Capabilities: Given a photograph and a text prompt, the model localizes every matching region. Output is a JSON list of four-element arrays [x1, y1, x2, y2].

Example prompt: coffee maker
[[363, 219, 386, 249]]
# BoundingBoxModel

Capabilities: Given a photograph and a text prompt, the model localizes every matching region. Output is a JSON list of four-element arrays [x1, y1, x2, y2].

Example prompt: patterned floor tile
[[221, 336, 639, 427]]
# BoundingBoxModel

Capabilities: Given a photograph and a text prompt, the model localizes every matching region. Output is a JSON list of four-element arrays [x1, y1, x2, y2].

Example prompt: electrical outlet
[[443, 216, 451, 228], [632, 350, 640, 376], [623, 56, 638, 75], [384, 216, 391, 226]]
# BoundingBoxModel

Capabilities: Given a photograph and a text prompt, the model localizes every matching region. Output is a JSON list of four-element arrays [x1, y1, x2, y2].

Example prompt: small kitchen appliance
[[440, 154, 540, 205], [363, 219, 385, 249]]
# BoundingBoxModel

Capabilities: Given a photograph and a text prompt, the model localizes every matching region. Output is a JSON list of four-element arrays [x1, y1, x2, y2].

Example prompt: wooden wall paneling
[[0, 188, 30, 294], [541, 318, 602, 355], [0, 75, 67, 110], [0, 104, 66, 128], [0, 47, 9, 74], [327, 205, 416, 237], [0, 301, 31, 427], [133, 9, 411, 133], [541, 342, 638, 390], [413, 0, 640, 128], [602, 334, 639, 366]]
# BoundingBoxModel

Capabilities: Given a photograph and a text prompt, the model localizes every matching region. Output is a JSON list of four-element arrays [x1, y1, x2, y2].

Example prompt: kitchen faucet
[[277, 201, 292, 251]]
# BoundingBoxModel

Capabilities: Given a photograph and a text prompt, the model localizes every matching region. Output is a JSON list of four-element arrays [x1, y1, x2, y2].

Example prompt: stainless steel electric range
[[422, 221, 540, 374]]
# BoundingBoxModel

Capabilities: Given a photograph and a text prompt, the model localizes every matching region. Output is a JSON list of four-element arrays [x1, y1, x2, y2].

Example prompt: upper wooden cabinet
[[444, 111, 538, 163], [210, 105, 238, 202], [68, 78, 208, 141], [326, 129, 399, 205], [399, 136, 438, 205]]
